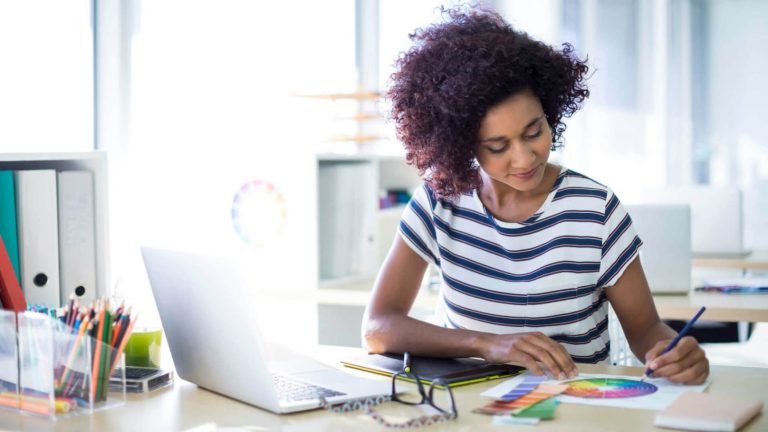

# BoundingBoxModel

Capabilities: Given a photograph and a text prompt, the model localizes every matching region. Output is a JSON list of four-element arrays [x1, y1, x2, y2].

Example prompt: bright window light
[[0, 1, 93, 152]]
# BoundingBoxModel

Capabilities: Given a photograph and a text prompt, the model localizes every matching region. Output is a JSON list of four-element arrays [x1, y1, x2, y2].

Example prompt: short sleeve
[[597, 189, 643, 288], [398, 183, 441, 267]]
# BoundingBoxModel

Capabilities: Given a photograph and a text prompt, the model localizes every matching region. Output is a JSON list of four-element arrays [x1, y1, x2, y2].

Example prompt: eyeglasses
[[364, 370, 458, 428]]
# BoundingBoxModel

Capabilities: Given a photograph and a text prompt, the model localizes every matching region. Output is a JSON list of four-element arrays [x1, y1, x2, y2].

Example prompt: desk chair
[[702, 323, 768, 368], [608, 304, 643, 367]]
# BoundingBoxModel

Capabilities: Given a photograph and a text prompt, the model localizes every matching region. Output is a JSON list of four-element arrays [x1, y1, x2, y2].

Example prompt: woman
[[362, 8, 709, 384]]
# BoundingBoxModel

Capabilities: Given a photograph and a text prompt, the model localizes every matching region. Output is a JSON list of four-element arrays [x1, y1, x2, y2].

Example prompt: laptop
[[640, 188, 750, 257], [141, 246, 390, 413], [626, 204, 692, 294]]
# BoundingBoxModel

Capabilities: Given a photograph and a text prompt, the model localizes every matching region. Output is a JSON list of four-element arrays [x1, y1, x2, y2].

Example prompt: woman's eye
[[524, 129, 543, 140], [488, 146, 506, 154]]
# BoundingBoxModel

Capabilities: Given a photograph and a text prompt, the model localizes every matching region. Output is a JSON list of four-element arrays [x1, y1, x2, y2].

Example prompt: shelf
[[317, 152, 407, 162], [327, 134, 387, 143], [0, 152, 110, 304], [0, 151, 107, 163], [316, 154, 422, 291], [337, 113, 385, 121], [293, 91, 381, 101]]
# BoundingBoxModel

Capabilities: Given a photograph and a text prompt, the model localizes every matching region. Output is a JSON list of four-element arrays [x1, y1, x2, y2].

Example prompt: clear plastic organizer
[[0, 309, 126, 419]]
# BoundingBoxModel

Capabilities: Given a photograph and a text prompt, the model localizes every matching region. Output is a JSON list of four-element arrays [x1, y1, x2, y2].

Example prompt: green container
[[124, 328, 162, 368]]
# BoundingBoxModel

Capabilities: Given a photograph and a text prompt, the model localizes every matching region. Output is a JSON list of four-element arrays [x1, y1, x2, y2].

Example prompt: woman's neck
[[479, 163, 559, 222]]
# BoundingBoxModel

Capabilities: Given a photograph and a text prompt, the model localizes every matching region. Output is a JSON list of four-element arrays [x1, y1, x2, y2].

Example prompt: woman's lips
[[510, 165, 540, 179]]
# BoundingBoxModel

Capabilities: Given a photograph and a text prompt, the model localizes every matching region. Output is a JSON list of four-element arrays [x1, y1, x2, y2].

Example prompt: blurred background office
[[1, 0, 766, 355]]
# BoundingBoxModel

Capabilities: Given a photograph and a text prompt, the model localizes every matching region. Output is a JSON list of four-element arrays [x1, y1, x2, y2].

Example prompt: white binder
[[15, 170, 61, 307], [57, 170, 97, 304]]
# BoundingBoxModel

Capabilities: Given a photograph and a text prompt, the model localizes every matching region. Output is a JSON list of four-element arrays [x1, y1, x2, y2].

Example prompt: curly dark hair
[[388, 7, 590, 200]]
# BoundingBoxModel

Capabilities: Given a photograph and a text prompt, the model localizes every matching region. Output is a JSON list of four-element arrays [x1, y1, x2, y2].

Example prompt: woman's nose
[[507, 142, 537, 168]]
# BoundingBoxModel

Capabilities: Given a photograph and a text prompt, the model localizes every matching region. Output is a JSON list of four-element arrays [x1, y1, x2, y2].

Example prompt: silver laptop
[[640, 187, 750, 256], [141, 246, 389, 413], [626, 204, 692, 294]]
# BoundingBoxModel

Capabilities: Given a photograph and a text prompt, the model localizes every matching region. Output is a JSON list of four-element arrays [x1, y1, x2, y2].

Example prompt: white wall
[[708, 0, 768, 187], [708, 0, 768, 249]]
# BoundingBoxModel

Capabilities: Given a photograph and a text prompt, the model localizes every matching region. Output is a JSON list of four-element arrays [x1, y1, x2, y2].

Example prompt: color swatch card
[[500, 375, 546, 401], [474, 383, 567, 415], [482, 373, 709, 411], [514, 397, 560, 419]]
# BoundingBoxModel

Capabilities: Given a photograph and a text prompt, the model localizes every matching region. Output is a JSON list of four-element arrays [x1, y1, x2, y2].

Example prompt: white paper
[[482, 372, 709, 411], [492, 416, 540, 426]]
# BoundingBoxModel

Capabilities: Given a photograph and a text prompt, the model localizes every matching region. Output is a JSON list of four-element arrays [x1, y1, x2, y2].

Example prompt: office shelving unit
[[315, 152, 425, 347], [0, 152, 110, 300], [316, 153, 421, 287]]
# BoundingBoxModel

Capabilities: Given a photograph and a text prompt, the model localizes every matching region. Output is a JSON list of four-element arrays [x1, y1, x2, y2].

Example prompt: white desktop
[[626, 204, 692, 294]]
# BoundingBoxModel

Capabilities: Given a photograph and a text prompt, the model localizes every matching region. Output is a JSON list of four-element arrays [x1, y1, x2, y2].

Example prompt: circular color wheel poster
[[562, 378, 658, 399], [231, 180, 287, 247]]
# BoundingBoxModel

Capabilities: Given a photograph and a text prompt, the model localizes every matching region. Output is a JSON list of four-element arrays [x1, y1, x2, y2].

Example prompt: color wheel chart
[[231, 180, 287, 247], [563, 378, 658, 399]]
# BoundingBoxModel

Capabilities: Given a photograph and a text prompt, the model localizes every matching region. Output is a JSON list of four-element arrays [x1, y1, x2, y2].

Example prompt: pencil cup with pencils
[[0, 309, 19, 412], [0, 309, 128, 419]]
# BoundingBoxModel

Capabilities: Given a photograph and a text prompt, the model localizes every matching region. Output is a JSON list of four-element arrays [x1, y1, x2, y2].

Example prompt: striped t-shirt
[[399, 166, 642, 363]]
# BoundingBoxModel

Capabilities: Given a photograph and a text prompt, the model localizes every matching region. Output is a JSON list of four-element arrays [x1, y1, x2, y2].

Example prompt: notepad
[[341, 353, 524, 387], [654, 392, 763, 431]]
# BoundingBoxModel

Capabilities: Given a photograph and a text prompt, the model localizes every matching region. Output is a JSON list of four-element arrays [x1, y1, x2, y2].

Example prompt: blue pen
[[642, 306, 706, 380]]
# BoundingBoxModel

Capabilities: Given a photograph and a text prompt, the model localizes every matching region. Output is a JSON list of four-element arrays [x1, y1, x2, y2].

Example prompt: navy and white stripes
[[398, 166, 642, 364]]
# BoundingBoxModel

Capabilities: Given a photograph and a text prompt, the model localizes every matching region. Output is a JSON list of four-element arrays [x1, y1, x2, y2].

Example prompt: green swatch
[[513, 397, 559, 419]]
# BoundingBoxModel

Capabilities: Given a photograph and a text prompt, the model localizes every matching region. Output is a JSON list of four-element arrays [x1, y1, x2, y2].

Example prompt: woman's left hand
[[644, 336, 709, 384]]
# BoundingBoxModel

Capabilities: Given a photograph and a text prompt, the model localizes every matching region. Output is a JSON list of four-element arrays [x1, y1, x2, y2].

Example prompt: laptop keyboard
[[272, 374, 346, 402]]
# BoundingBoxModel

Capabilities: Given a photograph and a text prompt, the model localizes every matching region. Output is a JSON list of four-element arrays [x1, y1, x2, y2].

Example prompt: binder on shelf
[[0, 236, 26, 311], [57, 170, 97, 304], [15, 170, 61, 307], [0, 170, 21, 280]]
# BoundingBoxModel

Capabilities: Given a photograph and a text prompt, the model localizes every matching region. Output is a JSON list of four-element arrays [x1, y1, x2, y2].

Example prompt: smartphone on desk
[[110, 366, 174, 393]]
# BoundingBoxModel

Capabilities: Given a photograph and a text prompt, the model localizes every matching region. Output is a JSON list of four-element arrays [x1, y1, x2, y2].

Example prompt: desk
[[2, 346, 766, 432], [693, 251, 768, 271], [654, 292, 768, 322]]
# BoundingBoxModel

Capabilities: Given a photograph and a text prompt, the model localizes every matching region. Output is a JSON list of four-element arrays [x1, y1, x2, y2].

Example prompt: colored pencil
[[642, 306, 706, 380], [98, 308, 112, 400], [90, 303, 106, 399], [108, 313, 138, 378], [56, 313, 91, 391]]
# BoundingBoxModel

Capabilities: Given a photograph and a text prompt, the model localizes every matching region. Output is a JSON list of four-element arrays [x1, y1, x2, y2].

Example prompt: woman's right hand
[[478, 332, 578, 379]]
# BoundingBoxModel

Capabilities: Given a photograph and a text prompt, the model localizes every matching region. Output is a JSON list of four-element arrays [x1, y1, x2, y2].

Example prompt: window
[[0, 1, 93, 152], [107, 1, 357, 345]]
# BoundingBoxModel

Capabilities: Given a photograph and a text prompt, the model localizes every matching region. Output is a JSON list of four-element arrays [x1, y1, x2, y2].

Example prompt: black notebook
[[341, 353, 524, 388]]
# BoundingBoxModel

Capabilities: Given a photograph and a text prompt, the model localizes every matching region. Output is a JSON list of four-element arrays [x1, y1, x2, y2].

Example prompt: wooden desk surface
[[2, 346, 766, 432], [693, 251, 768, 270], [653, 291, 768, 322]]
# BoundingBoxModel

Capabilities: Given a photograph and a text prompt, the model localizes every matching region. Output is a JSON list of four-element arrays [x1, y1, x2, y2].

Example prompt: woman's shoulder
[[555, 166, 612, 195], [414, 181, 481, 213]]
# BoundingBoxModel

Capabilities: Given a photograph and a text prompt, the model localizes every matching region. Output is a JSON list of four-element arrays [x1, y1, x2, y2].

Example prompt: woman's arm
[[362, 235, 578, 378], [605, 257, 709, 384]]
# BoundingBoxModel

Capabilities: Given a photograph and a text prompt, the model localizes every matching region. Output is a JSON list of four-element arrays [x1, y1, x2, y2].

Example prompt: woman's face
[[475, 89, 553, 193]]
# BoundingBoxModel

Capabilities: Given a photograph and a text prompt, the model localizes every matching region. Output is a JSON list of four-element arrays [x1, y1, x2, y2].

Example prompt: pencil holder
[[15, 311, 126, 419], [0, 309, 19, 413]]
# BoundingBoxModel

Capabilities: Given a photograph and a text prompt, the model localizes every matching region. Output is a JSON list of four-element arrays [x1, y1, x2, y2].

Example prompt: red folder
[[0, 235, 26, 312]]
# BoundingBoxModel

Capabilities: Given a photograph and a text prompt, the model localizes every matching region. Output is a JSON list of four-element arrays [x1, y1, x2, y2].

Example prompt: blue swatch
[[500, 375, 546, 401]]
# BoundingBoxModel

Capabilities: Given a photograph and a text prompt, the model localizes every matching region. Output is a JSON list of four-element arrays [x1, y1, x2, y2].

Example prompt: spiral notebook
[[341, 353, 524, 388]]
